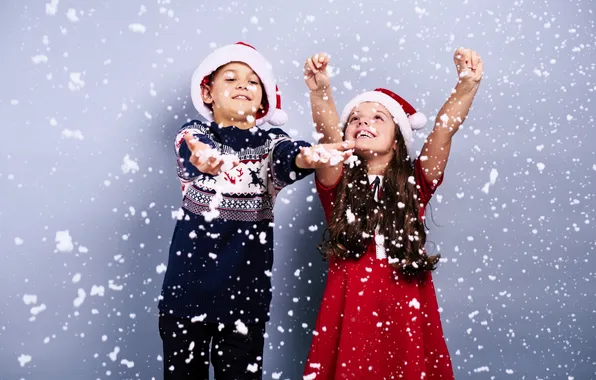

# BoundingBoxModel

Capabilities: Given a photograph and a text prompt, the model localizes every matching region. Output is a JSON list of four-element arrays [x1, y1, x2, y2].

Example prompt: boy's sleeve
[[268, 129, 314, 190], [174, 122, 217, 183]]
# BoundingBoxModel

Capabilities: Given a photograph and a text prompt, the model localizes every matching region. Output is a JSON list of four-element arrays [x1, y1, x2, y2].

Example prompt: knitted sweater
[[158, 120, 313, 324]]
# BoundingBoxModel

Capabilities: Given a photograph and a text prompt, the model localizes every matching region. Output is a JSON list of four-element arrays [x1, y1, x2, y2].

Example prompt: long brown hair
[[319, 120, 440, 276]]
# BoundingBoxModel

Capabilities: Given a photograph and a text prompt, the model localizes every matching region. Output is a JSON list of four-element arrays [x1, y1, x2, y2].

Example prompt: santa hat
[[340, 88, 427, 157], [190, 42, 288, 126]]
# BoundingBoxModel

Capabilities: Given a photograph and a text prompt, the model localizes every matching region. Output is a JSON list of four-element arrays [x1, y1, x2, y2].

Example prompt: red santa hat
[[340, 88, 427, 157], [190, 42, 288, 126]]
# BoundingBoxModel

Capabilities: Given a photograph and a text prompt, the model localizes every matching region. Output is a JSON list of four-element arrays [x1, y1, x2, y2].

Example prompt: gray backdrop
[[1, 0, 594, 379]]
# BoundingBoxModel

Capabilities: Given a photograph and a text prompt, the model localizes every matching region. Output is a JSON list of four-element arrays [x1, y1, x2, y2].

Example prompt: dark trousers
[[158, 314, 265, 380]]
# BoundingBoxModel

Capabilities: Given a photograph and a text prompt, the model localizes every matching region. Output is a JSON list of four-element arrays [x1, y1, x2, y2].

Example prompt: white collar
[[367, 174, 384, 183]]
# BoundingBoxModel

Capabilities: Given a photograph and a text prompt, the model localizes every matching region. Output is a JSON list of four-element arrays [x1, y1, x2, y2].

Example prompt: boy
[[157, 42, 353, 380]]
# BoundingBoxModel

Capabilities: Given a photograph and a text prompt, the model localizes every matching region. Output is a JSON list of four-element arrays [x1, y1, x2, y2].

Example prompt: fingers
[[314, 52, 330, 70], [327, 148, 353, 167], [474, 56, 484, 78], [202, 155, 224, 175], [308, 57, 316, 73], [454, 47, 473, 73], [298, 146, 315, 167], [454, 48, 484, 84], [305, 57, 318, 74], [464, 49, 473, 69], [341, 140, 356, 150], [189, 148, 223, 175], [184, 133, 200, 150], [304, 52, 330, 73], [322, 140, 356, 151], [300, 143, 354, 168], [470, 50, 479, 71], [453, 47, 467, 70], [186, 140, 241, 176], [303, 57, 318, 86], [455, 47, 482, 69], [208, 158, 225, 175], [304, 52, 332, 92], [319, 53, 330, 65], [184, 133, 213, 154]]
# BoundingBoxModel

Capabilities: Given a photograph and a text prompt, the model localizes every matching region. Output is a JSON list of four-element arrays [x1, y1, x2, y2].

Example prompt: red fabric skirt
[[303, 245, 454, 380]]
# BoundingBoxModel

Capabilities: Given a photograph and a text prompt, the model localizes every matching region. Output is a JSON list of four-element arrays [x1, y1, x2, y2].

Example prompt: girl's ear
[[201, 85, 213, 105]]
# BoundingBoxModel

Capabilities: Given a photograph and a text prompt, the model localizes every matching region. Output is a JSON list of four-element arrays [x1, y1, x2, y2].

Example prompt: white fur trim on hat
[[190, 43, 283, 126], [408, 112, 427, 131], [268, 109, 288, 126], [340, 91, 420, 156]]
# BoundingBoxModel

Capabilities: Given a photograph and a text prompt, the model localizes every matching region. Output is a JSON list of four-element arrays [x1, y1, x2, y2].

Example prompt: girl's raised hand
[[453, 47, 483, 89], [304, 52, 331, 92]]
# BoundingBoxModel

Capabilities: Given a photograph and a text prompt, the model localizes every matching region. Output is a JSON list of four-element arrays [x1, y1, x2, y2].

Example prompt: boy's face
[[201, 62, 264, 124]]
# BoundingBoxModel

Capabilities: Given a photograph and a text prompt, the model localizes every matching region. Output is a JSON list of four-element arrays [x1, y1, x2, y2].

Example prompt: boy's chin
[[226, 110, 259, 123], [227, 102, 260, 115]]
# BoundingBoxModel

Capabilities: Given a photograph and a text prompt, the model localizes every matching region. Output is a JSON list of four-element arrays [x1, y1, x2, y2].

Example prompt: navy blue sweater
[[158, 120, 313, 324]]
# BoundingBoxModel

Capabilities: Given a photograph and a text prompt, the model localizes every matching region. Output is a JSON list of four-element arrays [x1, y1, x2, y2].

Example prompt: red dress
[[303, 160, 455, 380]]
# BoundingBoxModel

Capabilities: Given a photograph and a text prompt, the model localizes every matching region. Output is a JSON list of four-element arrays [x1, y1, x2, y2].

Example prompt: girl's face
[[202, 62, 264, 123], [344, 102, 397, 156]]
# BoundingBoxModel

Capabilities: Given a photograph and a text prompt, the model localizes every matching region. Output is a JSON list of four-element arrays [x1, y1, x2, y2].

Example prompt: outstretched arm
[[268, 134, 353, 191], [175, 122, 240, 184], [420, 47, 484, 184], [304, 52, 345, 187]]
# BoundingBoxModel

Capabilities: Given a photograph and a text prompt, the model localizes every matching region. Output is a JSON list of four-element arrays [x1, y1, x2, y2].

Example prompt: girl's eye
[[225, 78, 236, 82], [375, 115, 384, 120], [349, 117, 359, 123], [249, 80, 259, 85]]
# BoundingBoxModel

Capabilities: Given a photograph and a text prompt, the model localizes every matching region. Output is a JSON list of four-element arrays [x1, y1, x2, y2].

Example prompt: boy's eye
[[349, 116, 359, 123], [225, 78, 236, 82], [375, 115, 384, 120]]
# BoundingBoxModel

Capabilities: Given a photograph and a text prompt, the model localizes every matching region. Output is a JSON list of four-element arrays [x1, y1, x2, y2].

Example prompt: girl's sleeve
[[315, 169, 343, 222], [414, 158, 444, 207]]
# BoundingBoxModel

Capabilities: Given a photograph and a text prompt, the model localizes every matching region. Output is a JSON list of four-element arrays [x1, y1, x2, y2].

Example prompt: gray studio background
[[1, 0, 594, 379]]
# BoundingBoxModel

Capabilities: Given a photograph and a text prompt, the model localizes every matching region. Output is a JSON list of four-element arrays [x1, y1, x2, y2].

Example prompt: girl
[[302, 48, 483, 379]]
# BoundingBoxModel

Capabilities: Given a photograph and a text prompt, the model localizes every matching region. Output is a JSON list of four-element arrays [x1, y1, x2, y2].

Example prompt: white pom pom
[[408, 112, 427, 130], [267, 109, 288, 126]]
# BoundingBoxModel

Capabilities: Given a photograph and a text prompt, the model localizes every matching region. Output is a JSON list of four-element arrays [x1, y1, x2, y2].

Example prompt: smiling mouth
[[356, 131, 375, 139], [232, 95, 251, 101]]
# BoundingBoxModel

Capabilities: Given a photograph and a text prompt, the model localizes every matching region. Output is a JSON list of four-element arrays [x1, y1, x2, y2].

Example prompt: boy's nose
[[358, 119, 369, 126]]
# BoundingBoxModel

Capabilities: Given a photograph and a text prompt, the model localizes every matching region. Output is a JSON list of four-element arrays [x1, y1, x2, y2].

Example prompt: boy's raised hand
[[184, 133, 240, 176], [454, 47, 483, 88], [295, 140, 355, 169], [304, 52, 331, 92]]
